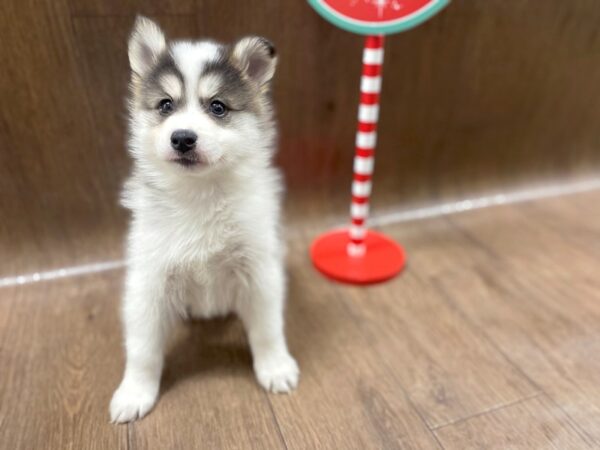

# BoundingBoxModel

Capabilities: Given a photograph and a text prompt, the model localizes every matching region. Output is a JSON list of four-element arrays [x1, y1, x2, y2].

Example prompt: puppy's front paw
[[254, 353, 299, 394], [110, 380, 159, 423]]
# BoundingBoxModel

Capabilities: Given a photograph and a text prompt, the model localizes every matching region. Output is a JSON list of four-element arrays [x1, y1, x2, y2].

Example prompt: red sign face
[[324, 0, 436, 23], [308, 0, 449, 35]]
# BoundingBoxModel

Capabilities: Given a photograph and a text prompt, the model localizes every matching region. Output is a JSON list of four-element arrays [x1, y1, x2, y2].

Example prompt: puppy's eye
[[158, 98, 174, 116], [209, 100, 228, 118]]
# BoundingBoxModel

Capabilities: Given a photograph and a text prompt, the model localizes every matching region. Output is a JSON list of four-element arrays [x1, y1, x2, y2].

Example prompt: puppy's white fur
[[110, 17, 298, 423]]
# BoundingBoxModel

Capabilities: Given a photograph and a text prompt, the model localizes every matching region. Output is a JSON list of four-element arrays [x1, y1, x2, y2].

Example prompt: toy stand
[[308, 0, 449, 285], [310, 35, 406, 284]]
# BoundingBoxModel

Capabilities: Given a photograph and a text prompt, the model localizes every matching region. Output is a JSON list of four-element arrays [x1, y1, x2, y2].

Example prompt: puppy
[[110, 16, 299, 423]]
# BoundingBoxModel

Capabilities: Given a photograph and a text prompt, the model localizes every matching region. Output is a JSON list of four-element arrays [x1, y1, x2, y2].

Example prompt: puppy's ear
[[231, 37, 277, 86], [128, 16, 166, 76]]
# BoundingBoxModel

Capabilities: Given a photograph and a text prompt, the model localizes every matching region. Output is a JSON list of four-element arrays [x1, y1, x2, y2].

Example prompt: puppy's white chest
[[151, 194, 240, 265], [164, 213, 245, 319]]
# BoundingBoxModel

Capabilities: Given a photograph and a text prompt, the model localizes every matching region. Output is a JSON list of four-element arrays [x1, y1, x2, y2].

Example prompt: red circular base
[[310, 229, 406, 285]]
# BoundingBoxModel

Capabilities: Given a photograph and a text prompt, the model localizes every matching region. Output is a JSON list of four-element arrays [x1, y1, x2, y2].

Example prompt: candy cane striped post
[[308, 0, 448, 284], [348, 35, 384, 258], [310, 35, 406, 285]]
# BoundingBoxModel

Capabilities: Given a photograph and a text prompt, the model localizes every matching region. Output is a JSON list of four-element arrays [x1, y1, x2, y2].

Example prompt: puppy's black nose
[[170, 130, 197, 153]]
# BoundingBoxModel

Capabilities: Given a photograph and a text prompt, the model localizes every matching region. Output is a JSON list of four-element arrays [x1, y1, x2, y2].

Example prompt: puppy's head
[[127, 16, 277, 175]]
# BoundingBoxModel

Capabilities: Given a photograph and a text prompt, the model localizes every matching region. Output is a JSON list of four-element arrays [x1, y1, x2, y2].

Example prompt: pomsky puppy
[[110, 16, 298, 423]]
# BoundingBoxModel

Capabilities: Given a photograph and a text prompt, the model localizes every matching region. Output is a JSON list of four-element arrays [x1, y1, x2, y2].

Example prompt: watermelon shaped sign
[[308, 0, 449, 35]]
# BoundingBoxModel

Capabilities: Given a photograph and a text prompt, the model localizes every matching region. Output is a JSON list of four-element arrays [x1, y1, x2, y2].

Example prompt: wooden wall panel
[[374, 0, 600, 204], [0, 0, 126, 275], [1, 1, 600, 274], [69, 0, 194, 16]]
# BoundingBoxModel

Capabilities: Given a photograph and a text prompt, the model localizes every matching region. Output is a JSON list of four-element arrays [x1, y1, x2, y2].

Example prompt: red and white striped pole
[[308, 0, 448, 284], [311, 35, 406, 285], [348, 35, 384, 258]]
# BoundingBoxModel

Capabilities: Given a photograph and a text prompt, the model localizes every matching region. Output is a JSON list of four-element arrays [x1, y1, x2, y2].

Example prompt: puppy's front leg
[[110, 265, 175, 423], [238, 259, 299, 393]]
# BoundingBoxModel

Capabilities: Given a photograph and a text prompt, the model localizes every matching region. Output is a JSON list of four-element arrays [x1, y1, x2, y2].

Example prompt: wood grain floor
[[1, 190, 600, 449]]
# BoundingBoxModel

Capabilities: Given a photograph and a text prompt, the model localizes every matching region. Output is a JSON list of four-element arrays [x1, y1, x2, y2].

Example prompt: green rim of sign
[[308, 0, 449, 35]]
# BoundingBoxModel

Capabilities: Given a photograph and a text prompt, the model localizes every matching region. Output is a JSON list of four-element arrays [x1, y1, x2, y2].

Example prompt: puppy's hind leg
[[237, 259, 299, 393], [110, 265, 177, 423]]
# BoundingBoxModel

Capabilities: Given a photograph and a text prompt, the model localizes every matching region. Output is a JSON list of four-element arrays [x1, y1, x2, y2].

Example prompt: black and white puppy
[[110, 16, 298, 423]]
